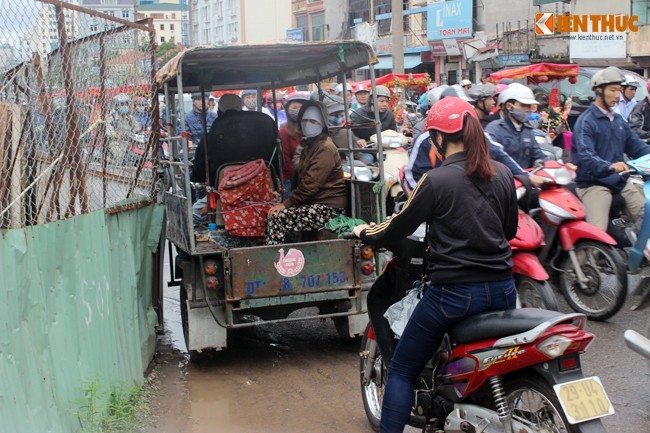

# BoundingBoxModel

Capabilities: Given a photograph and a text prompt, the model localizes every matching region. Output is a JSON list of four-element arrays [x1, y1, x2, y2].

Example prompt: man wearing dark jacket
[[572, 67, 650, 231], [484, 83, 547, 169], [350, 85, 397, 145], [629, 81, 650, 143]]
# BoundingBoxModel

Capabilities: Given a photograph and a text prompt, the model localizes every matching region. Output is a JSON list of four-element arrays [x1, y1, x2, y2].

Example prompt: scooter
[[367, 130, 411, 214], [359, 228, 612, 433], [512, 177, 559, 311], [530, 161, 627, 321]]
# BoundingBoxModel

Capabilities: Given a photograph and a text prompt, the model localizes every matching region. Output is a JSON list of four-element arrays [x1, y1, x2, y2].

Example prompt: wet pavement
[[146, 250, 650, 433]]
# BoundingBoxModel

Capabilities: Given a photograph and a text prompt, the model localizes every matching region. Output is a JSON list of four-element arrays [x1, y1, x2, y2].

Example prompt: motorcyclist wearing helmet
[[184, 92, 217, 146], [468, 83, 497, 128], [572, 66, 650, 232], [349, 84, 397, 147], [353, 97, 517, 433], [106, 93, 140, 163], [613, 74, 640, 121], [352, 85, 370, 110], [484, 83, 547, 169], [404, 86, 542, 190], [629, 80, 650, 143]]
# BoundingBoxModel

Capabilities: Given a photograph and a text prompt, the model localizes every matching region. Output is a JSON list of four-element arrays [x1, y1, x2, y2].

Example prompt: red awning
[[490, 63, 579, 83]]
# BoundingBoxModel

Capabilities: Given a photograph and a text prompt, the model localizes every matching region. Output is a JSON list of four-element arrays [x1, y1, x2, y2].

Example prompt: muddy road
[[146, 258, 650, 433]]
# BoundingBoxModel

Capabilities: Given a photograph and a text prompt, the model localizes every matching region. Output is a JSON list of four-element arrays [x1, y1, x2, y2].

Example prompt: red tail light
[[206, 276, 220, 290], [362, 262, 376, 275], [367, 325, 376, 340]]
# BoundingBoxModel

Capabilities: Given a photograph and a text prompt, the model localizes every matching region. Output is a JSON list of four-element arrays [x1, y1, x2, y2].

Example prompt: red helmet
[[425, 97, 477, 134]]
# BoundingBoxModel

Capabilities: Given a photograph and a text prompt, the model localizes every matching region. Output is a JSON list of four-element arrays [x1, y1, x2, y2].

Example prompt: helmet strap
[[594, 88, 611, 110], [430, 132, 447, 160], [476, 100, 487, 115]]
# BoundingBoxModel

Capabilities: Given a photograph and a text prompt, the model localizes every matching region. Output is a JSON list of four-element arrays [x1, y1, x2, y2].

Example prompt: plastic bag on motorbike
[[383, 286, 422, 338]]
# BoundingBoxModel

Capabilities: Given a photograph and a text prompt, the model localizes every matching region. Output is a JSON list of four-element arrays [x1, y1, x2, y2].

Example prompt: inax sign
[[535, 13, 639, 35], [427, 0, 473, 40]]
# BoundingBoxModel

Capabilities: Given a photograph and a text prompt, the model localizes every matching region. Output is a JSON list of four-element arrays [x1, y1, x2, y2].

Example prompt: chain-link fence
[[0, 0, 159, 229]]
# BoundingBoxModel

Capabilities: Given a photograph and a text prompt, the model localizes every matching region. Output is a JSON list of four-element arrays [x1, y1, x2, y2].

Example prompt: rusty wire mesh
[[0, 0, 159, 229]]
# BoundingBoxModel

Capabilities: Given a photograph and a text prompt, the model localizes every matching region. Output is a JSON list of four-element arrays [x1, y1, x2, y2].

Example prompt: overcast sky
[[0, 0, 41, 46]]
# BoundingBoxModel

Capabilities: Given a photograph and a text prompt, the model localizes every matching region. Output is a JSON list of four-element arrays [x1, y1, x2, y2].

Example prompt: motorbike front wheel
[[360, 324, 385, 432], [559, 240, 627, 321], [505, 375, 581, 433], [515, 275, 559, 311]]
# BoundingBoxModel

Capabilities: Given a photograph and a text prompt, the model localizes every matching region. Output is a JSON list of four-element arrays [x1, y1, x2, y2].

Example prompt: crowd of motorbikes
[[349, 123, 650, 433]]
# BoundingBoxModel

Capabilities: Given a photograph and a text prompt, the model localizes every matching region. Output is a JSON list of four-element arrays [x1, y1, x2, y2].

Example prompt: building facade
[[189, 0, 242, 45], [137, 2, 189, 46], [33, 1, 80, 58]]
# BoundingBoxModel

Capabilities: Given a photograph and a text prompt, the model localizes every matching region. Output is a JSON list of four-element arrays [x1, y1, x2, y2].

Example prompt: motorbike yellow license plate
[[553, 376, 614, 424]]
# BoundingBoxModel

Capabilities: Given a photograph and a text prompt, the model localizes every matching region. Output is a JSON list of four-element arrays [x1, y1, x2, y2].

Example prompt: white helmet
[[426, 85, 449, 107], [622, 74, 641, 88], [440, 84, 474, 102], [498, 83, 539, 106]]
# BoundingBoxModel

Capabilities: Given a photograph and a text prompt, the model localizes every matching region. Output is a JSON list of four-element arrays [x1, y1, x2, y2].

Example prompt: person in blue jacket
[[184, 93, 217, 146], [403, 87, 544, 190], [572, 66, 650, 232], [484, 83, 547, 169]]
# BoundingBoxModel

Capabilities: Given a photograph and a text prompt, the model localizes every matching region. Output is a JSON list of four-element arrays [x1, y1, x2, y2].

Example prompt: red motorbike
[[360, 231, 612, 432], [526, 161, 627, 321], [512, 176, 559, 310]]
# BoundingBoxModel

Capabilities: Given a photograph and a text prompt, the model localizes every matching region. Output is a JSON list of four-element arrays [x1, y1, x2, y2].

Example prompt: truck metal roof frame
[[155, 41, 378, 92]]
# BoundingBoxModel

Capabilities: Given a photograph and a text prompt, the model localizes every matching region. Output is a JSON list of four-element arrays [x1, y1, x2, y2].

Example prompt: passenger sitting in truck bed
[[190, 93, 243, 185], [265, 101, 348, 245], [190, 93, 244, 224]]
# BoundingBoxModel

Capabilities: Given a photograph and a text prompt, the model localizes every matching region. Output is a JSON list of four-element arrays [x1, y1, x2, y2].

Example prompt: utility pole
[[391, 0, 404, 73]]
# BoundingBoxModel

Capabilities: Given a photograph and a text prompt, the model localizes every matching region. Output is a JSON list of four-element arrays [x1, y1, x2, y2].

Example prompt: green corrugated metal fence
[[0, 204, 164, 433]]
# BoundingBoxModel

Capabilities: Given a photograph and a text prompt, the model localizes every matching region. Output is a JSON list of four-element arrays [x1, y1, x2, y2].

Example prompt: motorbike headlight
[[553, 167, 572, 185], [537, 335, 572, 358], [535, 135, 548, 145]]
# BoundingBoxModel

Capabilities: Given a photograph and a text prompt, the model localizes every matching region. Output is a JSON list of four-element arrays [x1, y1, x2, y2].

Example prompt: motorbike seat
[[448, 308, 572, 345]]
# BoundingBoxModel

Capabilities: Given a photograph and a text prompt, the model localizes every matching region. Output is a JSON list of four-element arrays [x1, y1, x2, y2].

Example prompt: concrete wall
[[572, 0, 629, 16], [242, 0, 292, 43], [482, 0, 565, 38], [324, 0, 350, 40]]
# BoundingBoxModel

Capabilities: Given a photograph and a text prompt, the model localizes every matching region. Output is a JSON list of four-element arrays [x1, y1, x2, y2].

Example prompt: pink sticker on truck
[[274, 248, 305, 278]]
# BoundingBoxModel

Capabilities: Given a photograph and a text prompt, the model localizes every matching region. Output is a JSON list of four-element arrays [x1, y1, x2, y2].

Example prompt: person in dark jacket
[[350, 84, 397, 145], [191, 93, 244, 185], [629, 81, 650, 143], [265, 101, 348, 245], [572, 66, 650, 232], [353, 97, 517, 433], [484, 83, 547, 169]]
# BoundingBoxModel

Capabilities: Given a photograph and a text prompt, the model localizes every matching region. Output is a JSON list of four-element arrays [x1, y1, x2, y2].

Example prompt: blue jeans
[[379, 278, 516, 433]]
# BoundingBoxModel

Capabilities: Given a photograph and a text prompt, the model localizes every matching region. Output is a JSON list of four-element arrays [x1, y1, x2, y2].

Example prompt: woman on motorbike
[[353, 97, 518, 433]]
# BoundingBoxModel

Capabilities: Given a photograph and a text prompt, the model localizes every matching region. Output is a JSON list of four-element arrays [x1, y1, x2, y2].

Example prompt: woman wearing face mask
[[279, 92, 309, 196], [266, 100, 348, 245]]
